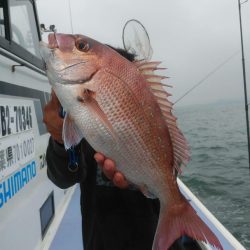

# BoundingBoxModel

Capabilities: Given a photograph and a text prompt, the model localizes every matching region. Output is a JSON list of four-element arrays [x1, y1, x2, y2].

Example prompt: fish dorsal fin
[[136, 60, 190, 173]]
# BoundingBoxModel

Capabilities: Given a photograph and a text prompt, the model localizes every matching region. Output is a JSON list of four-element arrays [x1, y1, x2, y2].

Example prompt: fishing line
[[68, 0, 74, 34], [174, 50, 240, 104]]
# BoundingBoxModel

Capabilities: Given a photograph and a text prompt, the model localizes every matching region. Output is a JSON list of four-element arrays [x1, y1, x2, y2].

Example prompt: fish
[[40, 33, 223, 250]]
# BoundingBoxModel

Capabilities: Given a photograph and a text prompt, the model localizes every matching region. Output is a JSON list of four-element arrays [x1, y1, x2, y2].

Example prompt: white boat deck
[[49, 185, 83, 250], [48, 180, 246, 250]]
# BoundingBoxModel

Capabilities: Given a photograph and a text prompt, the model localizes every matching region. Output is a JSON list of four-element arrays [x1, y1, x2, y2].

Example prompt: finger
[[102, 159, 116, 180], [113, 172, 129, 189], [94, 153, 105, 166]]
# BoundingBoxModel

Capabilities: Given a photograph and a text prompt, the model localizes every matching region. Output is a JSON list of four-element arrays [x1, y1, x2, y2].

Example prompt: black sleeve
[[46, 137, 87, 189]]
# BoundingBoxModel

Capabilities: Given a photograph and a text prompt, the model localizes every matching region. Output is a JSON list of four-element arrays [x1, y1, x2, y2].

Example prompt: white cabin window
[[9, 0, 40, 56], [0, 2, 5, 37]]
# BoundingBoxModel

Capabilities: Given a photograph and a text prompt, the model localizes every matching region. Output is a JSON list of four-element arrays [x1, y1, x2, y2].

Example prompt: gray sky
[[36, 0, 250, 106]]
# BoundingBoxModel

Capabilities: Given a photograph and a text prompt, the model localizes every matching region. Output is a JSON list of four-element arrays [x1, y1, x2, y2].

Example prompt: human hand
[[43, 90, 64, 144], [94, 153, 129, 189]]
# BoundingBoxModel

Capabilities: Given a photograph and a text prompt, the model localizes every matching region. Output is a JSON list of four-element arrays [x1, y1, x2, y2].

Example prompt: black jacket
[[46, 137, 160, 250]]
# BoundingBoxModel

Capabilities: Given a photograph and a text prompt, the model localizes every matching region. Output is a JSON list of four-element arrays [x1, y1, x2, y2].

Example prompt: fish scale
[[93, 70, 169, 193], [61, 82, 147, 186]]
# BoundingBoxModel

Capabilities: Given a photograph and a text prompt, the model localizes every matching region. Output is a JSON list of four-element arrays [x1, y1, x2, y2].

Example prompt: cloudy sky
[[36, 0, 250, 106]]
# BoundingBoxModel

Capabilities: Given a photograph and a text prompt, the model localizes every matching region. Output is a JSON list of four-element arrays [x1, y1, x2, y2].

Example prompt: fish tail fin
[[153, 198, 223, 250]]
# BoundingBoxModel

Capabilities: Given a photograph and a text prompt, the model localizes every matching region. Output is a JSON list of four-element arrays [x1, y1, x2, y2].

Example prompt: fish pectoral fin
[[63, 113, 84, 149], [79, 90, 117, 140]]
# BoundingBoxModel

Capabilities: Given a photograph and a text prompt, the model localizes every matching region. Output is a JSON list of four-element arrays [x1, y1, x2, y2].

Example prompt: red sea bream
[[40, 33, 223, 250]]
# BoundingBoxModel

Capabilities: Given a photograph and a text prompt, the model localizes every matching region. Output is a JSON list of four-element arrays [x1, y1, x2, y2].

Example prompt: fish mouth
[[39, 41, 54, 64], [39, 33, 59, 63], [48, 32, 59, 49], [39, 41, 95, 85], [39, 33, 95, 85]]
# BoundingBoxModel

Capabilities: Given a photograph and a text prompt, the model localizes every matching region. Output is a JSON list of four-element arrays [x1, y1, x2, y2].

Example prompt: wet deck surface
[[50, 185, 83, 250]]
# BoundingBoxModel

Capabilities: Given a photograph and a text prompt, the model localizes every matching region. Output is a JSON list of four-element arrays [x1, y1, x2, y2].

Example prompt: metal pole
[[238, 0, 250, 169]]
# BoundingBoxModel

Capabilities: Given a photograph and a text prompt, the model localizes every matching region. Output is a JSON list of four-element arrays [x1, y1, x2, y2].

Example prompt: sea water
[[176, 101, 250, 249]]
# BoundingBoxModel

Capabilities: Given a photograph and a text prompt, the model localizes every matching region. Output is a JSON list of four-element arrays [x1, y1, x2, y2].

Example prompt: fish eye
[[76, 39, 89, 52]]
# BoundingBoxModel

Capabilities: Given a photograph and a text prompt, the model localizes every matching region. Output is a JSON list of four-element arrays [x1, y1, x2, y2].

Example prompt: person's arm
[[43, 91, 87, 188]]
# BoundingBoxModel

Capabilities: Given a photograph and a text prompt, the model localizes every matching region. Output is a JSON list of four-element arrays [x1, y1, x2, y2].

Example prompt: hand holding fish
[[43, 90, 64, 144], [94, 152, 129, 189], [43, 91, 129, 189]]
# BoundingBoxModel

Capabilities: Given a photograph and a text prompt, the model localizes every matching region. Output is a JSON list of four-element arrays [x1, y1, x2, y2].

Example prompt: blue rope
[[68, 147, 79, 172], [59, 107, 79, 172]]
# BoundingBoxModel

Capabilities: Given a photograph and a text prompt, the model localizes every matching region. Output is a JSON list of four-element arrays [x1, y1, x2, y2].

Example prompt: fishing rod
[[174, 51, 240, 105], [175, 1, 250, 169], [238, 0, 250, 170]]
